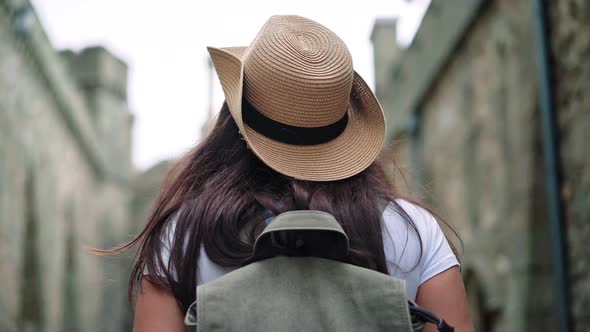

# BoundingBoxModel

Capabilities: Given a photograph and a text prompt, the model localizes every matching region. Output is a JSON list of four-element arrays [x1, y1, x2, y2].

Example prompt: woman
[[127, 15, 473, 331]]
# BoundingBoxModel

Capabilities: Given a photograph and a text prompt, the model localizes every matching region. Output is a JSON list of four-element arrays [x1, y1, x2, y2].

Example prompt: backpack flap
[[252, 210, 349, 262], [190, 256, 413, 332], [185, 210, 414, 332]]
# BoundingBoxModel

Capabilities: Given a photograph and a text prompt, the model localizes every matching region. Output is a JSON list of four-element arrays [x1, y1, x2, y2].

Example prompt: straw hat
[[208, 15, 385, 181]]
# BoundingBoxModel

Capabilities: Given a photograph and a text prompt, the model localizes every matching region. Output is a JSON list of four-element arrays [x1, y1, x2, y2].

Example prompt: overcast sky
[[31, 0, 430, 170]]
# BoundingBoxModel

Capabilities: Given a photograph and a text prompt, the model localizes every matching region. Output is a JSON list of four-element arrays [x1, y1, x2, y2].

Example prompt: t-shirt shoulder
[[142, 211, 178, 279], [143, 210, 235, 284], [383, 199, 459, 285]]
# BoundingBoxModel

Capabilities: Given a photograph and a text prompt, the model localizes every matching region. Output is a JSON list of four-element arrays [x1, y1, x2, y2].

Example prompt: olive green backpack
[[184, 210, 453, 332]]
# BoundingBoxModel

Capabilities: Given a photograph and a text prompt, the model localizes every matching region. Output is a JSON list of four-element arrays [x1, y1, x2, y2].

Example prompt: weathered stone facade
[[373, 0, 589, 331], [0, 1, 155, 331], [549, 0, 590, 328]]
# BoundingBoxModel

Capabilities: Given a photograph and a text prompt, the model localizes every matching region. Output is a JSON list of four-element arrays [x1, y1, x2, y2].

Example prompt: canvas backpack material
[[184, 210, 414, 332]]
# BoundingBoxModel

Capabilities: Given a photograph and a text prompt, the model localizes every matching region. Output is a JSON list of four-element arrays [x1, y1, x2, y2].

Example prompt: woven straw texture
[[208, 15, 386, 181]]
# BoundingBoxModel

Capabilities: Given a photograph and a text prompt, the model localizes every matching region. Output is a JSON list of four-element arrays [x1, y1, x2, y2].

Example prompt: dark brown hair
[[105, 102, 457, 313]]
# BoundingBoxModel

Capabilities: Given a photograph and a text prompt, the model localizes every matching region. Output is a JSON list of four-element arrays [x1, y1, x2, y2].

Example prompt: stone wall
[[417, 1, 553, 329], [373, 0, 589, 331], [0, 0, 139, 330], [549, 0, 590, 330]]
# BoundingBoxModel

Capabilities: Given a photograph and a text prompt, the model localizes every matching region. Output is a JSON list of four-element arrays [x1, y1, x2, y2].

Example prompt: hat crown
[[243, 16, 353, 127]]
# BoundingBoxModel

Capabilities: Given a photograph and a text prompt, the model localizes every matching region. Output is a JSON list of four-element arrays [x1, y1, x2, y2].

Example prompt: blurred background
[[0, 0, 588, 331]]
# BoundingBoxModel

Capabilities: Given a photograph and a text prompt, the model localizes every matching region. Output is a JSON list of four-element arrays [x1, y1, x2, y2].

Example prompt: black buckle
[[408, 301, 454, 332]]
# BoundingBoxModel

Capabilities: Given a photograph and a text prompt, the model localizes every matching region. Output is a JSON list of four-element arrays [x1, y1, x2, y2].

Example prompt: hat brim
[[208, 46, 386, 181]]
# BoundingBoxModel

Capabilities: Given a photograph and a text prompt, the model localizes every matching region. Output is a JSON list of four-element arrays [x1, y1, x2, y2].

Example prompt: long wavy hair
[[105, 102, 457, 313]]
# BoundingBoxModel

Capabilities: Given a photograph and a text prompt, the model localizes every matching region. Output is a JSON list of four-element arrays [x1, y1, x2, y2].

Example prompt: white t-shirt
[[151, 200, 459, 301]]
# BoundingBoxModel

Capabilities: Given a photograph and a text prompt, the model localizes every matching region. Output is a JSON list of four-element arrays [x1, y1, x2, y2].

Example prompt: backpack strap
[[252, 210, 349, 262], [409, 301, 454, 332]]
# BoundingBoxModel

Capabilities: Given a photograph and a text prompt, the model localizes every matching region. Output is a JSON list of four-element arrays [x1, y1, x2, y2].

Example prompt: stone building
[[372, 0, 589, 331], [0, 0, 162, 331]]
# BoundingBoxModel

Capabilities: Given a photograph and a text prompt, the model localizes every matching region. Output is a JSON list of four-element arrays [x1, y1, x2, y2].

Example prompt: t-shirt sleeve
[[397, 200, 460, 286], [141, 210, 236, 286], [142, 213, 178, 280], [418, 209, 459, 285]]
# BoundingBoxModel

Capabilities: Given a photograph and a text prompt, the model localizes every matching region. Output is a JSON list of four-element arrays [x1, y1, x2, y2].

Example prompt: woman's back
[[154, 200, 458, 302]]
